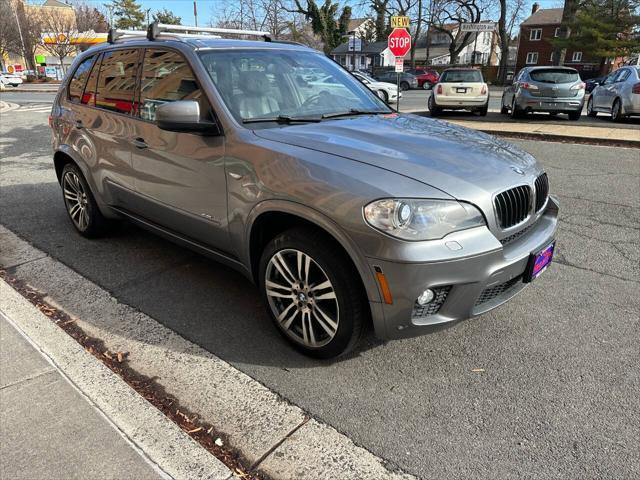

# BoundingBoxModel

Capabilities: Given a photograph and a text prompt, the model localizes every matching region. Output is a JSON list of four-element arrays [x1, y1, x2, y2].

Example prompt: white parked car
[[352, 71, 402, 104], [0, 72, 23, 87], [587, 66, 640, 121], [428, 68, 489, 116]]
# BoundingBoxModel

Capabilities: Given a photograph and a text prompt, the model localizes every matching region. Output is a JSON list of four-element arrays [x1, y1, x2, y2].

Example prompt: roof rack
[[107, 22, 272, 44]]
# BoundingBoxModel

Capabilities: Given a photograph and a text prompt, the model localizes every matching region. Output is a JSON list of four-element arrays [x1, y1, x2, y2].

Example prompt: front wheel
[[376, 89, 389, 103], [400, 81, 410, 91], [422, 82, 432, 90], [259, 228, 367, 358], [611, 99, 623, 122]]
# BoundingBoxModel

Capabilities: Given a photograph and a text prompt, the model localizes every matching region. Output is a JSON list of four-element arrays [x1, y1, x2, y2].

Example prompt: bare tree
[[431, 0, 491, 64], [0, 0, 22, 65], [14, 1, 44, 71], [497, 0, 526, 83], [74, 3, 109, 33], [39, 7, 77, 74], [213, 0, 292, 38]]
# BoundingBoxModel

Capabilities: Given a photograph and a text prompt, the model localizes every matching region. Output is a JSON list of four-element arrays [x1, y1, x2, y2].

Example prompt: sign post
[[387, 25, 411, 111]]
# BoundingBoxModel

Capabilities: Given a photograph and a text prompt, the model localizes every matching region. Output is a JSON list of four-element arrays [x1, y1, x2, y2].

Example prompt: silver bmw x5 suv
[[50, 23, 558, 358]]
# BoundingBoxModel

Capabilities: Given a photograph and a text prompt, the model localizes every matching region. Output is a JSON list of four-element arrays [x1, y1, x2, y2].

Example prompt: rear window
[[95, 49, 139, 115], [68, 55, 96, 103], [440, 70, 482, 83], [529, 69, 579, 84]]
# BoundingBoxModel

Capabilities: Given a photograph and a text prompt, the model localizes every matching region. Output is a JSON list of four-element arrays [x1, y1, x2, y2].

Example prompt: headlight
[[363, 198, 485, 241]]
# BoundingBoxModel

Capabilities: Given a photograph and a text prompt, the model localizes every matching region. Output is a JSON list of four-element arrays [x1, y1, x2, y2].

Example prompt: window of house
[[529, 29, 542, 41], [526, 52, 538, 64], [550, 51, 555, 62], [138, 49, 207, 123], [95, 49, 139, 115], [571, 51, 582, 62], [554, 27, 561, 37], [68, 55, 96, 103]]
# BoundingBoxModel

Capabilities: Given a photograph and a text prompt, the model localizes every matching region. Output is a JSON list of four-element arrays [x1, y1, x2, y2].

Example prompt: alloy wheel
[[62, 171, 90, 231], [265, 248, 339, 348]]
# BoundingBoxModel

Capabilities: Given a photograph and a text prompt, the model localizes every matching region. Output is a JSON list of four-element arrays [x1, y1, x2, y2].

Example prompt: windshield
[[198, 49, 390, 124], [440, 70, 483, 83], [529, 69, 579, 84]]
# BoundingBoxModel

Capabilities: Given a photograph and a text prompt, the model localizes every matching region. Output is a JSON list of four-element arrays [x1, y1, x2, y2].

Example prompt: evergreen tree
[[291, 0, 352, 54], [152, 8, 181, 25], [551, 0, 640, 61], [109, 0, 146, 30]]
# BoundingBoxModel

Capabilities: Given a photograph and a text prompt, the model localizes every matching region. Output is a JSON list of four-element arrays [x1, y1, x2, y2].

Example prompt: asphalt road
[[1, 101, 639, 479]]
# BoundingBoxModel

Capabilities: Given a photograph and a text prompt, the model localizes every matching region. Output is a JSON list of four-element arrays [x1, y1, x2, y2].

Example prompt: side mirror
[[156, 100, 221, 136]]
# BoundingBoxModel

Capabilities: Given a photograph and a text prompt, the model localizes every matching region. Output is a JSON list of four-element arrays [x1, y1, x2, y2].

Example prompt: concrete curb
[[0, 280, 232, 480], [0, 225, 417, 480], [6, 87, 60, 93]]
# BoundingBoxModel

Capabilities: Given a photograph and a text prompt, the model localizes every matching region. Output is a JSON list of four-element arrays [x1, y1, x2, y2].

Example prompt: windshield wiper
[[321, 109, 389, 119], [242, 115, 322, 124]]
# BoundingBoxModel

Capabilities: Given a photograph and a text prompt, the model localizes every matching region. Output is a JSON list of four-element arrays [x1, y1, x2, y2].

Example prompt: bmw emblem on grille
[[511, 166, 525, 175]]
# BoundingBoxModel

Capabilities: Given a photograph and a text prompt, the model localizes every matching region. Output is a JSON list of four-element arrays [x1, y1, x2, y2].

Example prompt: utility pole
[[193, 0, 198, 27]]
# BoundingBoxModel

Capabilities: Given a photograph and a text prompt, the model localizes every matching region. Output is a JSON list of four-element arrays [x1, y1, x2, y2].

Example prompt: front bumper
[[368, 196, 559, 339]]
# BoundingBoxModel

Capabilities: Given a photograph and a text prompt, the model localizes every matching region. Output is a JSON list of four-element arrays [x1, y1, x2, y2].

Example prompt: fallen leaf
[[471, 368, 485, 373], [116, 352, 124, 363], [187, 427, 203, 434]]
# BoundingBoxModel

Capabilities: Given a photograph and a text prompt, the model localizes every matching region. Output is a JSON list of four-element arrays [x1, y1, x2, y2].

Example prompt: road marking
[[0, 101, 20, 113], [14, 103, 52, 113]]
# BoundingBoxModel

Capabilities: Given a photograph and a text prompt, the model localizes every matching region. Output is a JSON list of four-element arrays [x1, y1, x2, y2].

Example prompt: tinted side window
[[139, 49, 206, 122], [95, 49, 139, 114], [68, 55, 96, 103], [81, 53, 102, 106]]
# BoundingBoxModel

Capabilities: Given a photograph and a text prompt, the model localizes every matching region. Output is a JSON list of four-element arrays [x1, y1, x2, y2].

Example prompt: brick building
[[516, 3, 601, 77]]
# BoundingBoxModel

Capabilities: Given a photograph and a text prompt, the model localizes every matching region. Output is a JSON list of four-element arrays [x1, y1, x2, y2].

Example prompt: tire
[[400, 81, 410, 91], [500, 99, 509, 114], [428, 94, 441, 116], [376, 89, 389, 103], [60, 163, 109, 238], [587, 97, 597, 117], [568, 109, 581, 121], [477, 103, 488, 116], [422, 82, 432, 90], [258, 227, 368, 358], [510, 97, 523, 119], [611, 98, 623, 122]]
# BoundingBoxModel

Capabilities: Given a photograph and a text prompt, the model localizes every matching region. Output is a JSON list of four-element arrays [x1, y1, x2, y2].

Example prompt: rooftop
[[522, 8, 564, 25]]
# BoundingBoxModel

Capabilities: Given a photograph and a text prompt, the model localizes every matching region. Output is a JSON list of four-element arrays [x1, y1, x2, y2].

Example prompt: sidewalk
[[0, 313, 163, 480]]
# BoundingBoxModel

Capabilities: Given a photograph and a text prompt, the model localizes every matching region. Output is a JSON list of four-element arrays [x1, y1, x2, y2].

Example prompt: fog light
[[417, 289, 435, 305]]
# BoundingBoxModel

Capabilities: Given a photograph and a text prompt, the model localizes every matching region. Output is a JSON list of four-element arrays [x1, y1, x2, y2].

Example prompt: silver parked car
[[587, 66, 640, 121], [50, 23, 558, 358], [501, 66, 585, 120]]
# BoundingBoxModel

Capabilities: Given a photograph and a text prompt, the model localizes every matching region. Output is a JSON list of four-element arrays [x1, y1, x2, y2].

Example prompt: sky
[[29, 0, 565, 30]]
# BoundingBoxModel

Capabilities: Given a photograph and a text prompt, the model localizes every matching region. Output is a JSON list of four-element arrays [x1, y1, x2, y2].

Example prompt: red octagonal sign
[[388, 28, 411, 57]]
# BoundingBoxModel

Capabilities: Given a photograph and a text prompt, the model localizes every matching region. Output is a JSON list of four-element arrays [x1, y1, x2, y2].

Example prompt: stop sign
[[388, 28, 411, 57]]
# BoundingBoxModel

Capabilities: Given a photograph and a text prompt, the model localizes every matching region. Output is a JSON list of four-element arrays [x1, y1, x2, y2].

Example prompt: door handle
[[132, 137, 148, 149], [75, 120, 84, 129]]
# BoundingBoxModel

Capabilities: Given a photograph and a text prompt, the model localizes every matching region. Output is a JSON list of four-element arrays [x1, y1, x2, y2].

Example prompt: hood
[[253, 114, 542, 202], [372, 81, 397, 90]]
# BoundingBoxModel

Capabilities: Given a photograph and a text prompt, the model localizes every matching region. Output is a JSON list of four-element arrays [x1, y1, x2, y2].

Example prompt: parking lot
[[1, 90, 639, 479]]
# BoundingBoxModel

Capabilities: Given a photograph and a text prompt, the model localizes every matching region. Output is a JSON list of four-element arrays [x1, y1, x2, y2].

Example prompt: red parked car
[[406, 68, 440, 90]]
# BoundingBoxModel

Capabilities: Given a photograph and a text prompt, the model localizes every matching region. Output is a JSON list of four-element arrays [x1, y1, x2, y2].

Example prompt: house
[[516, 3, 599, 75], [331, 41, 395, 71], [415, 22, 501, 66]]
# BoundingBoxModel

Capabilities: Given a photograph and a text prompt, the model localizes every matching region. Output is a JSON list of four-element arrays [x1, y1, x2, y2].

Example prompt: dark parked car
[[585, 76, 605, 93], [406, 68, 440, 89], [374, 71, 418, 90]]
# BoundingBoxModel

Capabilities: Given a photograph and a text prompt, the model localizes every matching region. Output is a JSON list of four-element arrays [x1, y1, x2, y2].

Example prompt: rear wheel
[[510, 97, 523, 119], [611, 98, 623, 122], [428, 94, 441, 116], [259, 228, 367, 358], [587, 97, 597, 117], [61, 163, 109, 238], [422, 82, 432, 90], [568, 109, 581, 121], [477, 103, 488, 116]]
